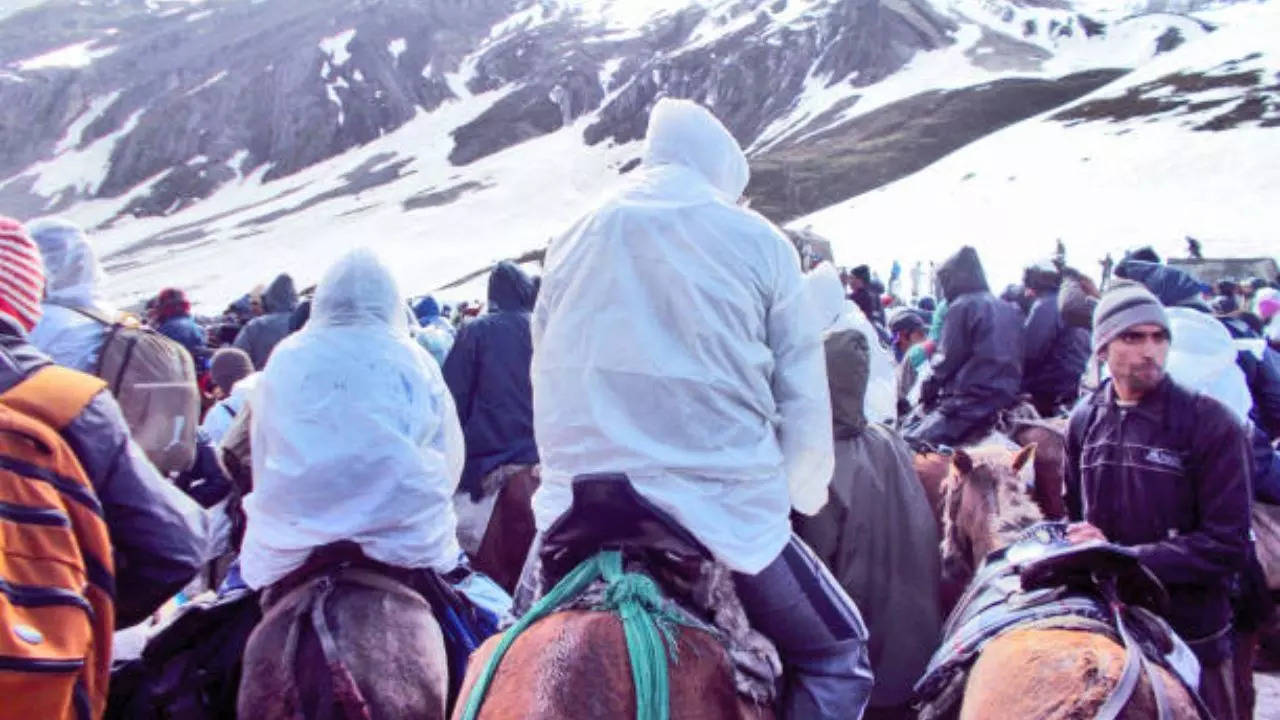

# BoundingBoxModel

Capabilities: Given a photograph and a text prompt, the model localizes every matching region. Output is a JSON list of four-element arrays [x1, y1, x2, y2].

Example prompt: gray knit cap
[[1091, 280, 1170, 353]]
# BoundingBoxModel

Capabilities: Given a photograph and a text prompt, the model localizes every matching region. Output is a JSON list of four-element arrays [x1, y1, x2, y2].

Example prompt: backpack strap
[[0, 365, 108, 430]]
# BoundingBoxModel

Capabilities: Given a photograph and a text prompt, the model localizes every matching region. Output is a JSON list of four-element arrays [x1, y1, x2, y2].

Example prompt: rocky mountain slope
[[0, 0, 1268, 306]]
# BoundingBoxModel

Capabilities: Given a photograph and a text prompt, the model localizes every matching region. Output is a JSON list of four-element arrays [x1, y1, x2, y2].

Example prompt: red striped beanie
[[0, 216, 45, 332]]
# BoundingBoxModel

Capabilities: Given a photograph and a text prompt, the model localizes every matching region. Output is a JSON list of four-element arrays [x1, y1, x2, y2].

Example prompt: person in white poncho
[[530, 97, 872, 719], [239, 248, 466, 590], [27, 217, 118, 372]]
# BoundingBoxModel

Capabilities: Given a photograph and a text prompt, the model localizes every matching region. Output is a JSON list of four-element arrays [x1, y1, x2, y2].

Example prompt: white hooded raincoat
[[28, 218, 117, 372], [531, 99, 834, 574], [239, 249, 465, 589]]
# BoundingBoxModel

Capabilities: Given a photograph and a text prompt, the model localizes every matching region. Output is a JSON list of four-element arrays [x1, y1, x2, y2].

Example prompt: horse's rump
[[1253, 502, 1280, 590], [455, 610, 769, 720], [238, 562, 448, 720]]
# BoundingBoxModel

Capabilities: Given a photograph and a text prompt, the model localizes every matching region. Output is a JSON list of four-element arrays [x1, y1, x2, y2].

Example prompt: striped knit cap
[[0, 216, 45, 332], [1091, 279, 1169, 353]]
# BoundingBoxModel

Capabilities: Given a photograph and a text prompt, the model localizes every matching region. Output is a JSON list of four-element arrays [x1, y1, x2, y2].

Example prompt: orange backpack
[[0, 366, 114, 720]]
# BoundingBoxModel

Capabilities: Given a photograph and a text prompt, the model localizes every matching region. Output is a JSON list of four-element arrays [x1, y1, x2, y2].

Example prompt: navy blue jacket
[[156, 314, 208, 369], [443, 262, 539, 497], [924, 247, 1024, 415], [1021, 290, 1089, 403]]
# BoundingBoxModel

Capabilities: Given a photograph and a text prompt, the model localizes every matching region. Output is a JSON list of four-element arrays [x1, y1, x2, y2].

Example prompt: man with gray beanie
[[1063, 280, 1251, 719]]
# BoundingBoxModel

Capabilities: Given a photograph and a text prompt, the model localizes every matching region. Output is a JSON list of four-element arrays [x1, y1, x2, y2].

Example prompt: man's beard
[[1124, 362, 1164, 393]]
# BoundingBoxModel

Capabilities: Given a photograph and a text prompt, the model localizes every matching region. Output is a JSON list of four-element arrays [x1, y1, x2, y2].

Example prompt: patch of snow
[[326, 85, 343, 126], [319, 28, 356, 66], [186, 9, 214, 22], [388, 38, 406, 62], [53, 91, 122, 155], [14, 40, 118, 71], [26, 109, 144, 198], [790, 9, 1280, 292], [353, 69, 364, 82], [184, 70, 228, 96]]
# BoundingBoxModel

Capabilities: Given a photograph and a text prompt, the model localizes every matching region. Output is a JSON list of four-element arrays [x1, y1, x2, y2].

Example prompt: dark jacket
[[443, 262, 539, 496], [233, 274, 298, 369], [156, 314, 208, 369], [1021, 290, 1090, 403], [1064, 376, 1251, 647], [924, 247, 1024, 414], [0, 321, 208, 627], [825, 329, 869, 440], [1115, 260, 1204, 307]]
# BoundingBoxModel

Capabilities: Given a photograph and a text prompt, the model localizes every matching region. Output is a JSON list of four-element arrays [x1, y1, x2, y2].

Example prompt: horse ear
[[952, 449, 974, 475], [1012, 443, 1037, 474]]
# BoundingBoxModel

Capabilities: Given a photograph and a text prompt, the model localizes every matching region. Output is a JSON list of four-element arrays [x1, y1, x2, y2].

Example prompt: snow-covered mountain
[[0, 0, 1272, 307]]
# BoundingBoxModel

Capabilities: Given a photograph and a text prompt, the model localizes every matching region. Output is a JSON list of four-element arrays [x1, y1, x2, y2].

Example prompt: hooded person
[[27, 217, 118, 372], [0, 216, 208, 632], [903, 246, 1024, 448], [528, 98, 872, 719], [239, 248, 467, 589], [795, 265, 941, 712], [442, 261, 539, 589], [413, 295, 456, 367], [232, 272, 298, 369], [1020, 263, 1090, 417]]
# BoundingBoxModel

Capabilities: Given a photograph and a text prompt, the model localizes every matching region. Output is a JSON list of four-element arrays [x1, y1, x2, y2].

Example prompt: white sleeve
[[428, 374, 466, 493], [766, 240, 835, 515]]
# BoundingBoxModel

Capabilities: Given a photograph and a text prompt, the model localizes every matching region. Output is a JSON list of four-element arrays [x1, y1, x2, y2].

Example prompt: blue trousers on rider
[[734, 534, 874, 719]]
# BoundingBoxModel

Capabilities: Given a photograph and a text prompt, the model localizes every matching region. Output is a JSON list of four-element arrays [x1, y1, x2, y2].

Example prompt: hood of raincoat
[[487, 261, 535, 313], [261, 273, 298, 314], [27, 218, 107, 307], [805, 263, 899, 428], [937, 246, 989, 302], [1115, 260, 1205, 309], [1165, 306, 1253, 423], [240, 248, 463, 589], [637, 98, 750, 204]]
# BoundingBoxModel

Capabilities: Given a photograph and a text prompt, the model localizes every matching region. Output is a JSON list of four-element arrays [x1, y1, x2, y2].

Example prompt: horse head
[[939, 443, 1041, 601]]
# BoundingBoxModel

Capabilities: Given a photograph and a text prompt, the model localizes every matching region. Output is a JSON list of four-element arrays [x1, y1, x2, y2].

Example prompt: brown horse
[[1009, 417, 1068, 520], [452, 610, 772, 719], [936, 445, 1200, 719], [239, 566, 449, 719]]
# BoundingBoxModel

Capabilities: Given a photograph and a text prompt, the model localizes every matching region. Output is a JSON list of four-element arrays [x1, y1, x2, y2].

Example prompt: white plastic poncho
[[805, 263, 898, 425], [239, 249, 465, 590], [1164, 306, 1252, 424], [531, 98, 834, 575], [27, 218, 116, 372]]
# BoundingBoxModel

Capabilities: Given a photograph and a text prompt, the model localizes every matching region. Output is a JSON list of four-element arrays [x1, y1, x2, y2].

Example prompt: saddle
[[533, 475, 782, 706], [916, 522, 1205, 720]]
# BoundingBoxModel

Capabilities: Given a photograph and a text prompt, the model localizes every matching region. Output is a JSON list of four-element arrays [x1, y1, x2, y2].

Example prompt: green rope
[[458, 549, 691, 720]]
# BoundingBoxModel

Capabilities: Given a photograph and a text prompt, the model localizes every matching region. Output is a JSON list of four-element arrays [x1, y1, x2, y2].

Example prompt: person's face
[[1102, 323, 1169, 398], [250, 297, 264, 316], [896, 329, 925, 350]]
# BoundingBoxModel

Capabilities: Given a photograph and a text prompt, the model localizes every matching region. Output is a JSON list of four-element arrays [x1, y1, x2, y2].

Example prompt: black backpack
[[105, 590, 261, 719]]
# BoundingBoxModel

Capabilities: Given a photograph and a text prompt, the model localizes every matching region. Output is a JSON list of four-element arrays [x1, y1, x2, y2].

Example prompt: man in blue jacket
[[1020, 263, 1089, 417]]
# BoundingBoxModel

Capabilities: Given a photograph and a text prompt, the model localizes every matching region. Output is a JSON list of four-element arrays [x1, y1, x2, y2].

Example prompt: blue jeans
[[734, 535, 874, 719]]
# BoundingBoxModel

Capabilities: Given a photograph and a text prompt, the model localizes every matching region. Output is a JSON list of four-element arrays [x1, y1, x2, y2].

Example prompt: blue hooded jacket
[[442, 262, 539, 496]]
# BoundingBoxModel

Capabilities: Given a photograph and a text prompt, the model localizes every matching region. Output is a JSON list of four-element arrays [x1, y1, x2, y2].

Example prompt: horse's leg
[[960, 628, 1198, 720], [454, 611, 771, 720], [473, 466, 539, 594]]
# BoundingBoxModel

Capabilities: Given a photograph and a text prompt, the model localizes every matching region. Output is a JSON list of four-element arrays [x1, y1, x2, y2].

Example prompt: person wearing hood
[[903, 246, 1024, 448], [413, 294, 456, 367], [442, 262, 539, 588], [232, 272, 297, 369], [529, 98, 872, 719], [1021, 263, 1090, 417], [27, 218, 118, 372], [0, 216, 208, 633], [796, 266, 940, 714], [239, 248, 466, 588]]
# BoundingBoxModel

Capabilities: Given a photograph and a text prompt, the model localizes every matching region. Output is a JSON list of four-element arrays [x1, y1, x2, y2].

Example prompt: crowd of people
[[1, 96, 1279, 719]]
